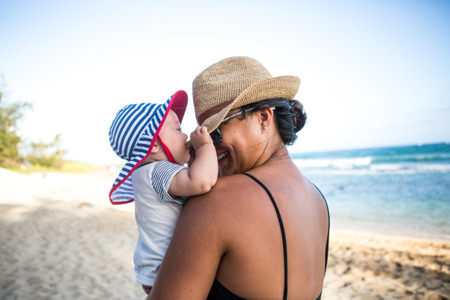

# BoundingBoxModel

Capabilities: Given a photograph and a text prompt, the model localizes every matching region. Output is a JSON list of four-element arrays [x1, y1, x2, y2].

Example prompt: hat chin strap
[[157, 136, 177, 164]]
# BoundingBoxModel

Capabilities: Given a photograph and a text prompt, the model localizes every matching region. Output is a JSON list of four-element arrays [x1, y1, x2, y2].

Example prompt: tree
[[0, 79, 65, 169], [0, 86, 32, 167], [26, 134, 66, 169]]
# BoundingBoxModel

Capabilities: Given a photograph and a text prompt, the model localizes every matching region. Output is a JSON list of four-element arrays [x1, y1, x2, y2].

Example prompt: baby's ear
[[150, 141, 160, 153]]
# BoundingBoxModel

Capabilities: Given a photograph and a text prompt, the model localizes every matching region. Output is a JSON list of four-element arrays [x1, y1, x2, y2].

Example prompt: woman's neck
[[253, 140, 289, 169]]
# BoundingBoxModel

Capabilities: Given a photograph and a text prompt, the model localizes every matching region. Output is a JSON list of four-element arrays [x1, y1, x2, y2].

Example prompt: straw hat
[[108, 90, 188, 205], [193, 56, 300, 132]]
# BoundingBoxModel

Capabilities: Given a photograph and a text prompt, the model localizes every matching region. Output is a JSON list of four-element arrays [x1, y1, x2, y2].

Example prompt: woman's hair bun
[[290, 100, 307, 133], [241, 98, 307, 145]]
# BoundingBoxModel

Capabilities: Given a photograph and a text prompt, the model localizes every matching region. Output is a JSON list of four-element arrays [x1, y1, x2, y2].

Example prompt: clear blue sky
[[1, 0, 449, 165]]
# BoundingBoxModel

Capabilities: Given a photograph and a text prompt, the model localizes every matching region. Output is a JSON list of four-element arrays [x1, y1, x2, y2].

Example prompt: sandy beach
[[0, 168, 449, 299]]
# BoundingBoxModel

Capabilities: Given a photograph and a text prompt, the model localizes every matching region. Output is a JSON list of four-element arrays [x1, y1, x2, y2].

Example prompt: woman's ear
[[258, 107, 274, 131]]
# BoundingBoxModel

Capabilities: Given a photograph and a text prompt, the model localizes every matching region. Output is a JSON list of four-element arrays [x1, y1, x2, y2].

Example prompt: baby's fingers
[[197, 126, 209, 135]]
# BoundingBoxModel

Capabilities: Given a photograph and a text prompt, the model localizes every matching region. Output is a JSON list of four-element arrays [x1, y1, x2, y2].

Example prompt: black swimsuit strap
[[242, 173, 288, 300], [313, 183, 330, 274]]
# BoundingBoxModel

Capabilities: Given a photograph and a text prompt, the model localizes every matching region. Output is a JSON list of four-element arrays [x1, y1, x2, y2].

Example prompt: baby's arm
[[169, 126, 217, 197]]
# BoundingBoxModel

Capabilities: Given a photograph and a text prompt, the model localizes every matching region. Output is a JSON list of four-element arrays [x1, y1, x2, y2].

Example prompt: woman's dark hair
[[240, 98, 307, 145]]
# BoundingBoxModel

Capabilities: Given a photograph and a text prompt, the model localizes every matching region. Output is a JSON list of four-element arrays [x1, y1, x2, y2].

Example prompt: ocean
[[292, 143, 450, 241]]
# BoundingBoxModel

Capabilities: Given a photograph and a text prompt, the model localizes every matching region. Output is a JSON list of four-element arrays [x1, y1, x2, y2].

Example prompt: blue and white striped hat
[[109, 90, 188, 205]]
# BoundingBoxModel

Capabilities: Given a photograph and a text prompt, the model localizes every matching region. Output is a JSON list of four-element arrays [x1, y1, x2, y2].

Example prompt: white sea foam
[[294, 158, 450, 175], [294, 157, 372, 169], [369, 163, 450, 174]]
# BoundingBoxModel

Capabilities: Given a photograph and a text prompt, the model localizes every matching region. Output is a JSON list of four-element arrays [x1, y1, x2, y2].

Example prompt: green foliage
[[0, 88, 32, 167], [6, 160, 99, 174], [59, 161, 98, 173], [0, 80, 65, 169], [26, 134, 66, 169]]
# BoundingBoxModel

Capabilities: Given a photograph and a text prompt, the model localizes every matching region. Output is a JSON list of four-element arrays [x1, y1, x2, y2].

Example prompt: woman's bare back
[[212, 160, 329, 299]]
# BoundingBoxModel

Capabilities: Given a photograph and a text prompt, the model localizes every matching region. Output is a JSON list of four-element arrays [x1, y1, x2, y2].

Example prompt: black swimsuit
[[207, 173, 330, 300]]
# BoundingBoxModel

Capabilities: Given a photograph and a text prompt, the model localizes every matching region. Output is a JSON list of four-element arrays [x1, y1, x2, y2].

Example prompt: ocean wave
[[293, 158, 450, 175], [292, 143, 450, 175], [294, 157, 372, 169], [369, 163, 450, 174], [372, 153, 450, 164]]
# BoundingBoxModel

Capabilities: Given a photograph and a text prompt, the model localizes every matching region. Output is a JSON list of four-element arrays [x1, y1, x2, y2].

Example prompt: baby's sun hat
[[109, 90, 188, 205]]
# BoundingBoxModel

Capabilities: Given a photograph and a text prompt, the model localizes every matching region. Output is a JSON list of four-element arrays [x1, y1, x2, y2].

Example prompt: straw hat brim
[[201, 75, 300, 132]]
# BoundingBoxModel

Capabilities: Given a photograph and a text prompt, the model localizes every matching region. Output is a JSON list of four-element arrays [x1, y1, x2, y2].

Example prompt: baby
[[108, 90, 217, 294]]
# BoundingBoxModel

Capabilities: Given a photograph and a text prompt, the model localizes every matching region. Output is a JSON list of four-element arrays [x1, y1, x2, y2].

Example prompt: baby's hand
[[190, 126, 213, 150]]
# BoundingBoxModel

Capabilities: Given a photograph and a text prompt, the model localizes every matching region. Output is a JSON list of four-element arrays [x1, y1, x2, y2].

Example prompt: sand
[[0, 168, 449, 299]]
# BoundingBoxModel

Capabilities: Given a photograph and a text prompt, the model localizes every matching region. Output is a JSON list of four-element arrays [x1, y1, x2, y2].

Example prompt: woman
[[149, 56, 329, 300]]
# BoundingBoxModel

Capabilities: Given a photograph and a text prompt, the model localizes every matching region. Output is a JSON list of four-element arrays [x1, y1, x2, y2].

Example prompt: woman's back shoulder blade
[[183, 174, 256, 218]]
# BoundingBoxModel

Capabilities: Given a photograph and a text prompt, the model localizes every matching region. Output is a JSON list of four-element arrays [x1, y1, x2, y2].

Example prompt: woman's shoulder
[[213, 173, 254, 192], [182, 173, 264, 221], [187, 174, 254, 206]]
